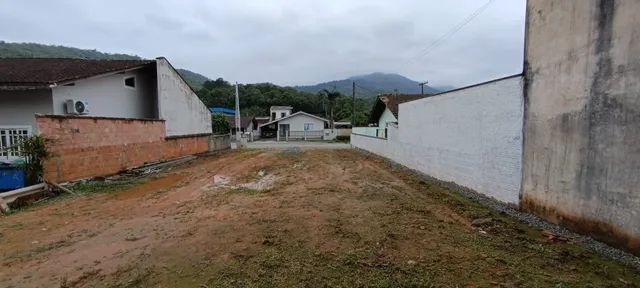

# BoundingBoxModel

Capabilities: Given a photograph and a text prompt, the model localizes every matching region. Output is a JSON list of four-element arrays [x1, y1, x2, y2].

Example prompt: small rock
[[125, 235, 144, 242], [471, 218, 493, 226], [407, 260, 417, 265], [258, 170, 265, 177], [419, 225, 426, 230], [31, 240, 39, 244]]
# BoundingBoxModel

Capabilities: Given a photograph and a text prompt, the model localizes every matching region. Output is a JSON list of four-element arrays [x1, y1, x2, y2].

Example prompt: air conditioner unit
[[65, 99, 90, 115]]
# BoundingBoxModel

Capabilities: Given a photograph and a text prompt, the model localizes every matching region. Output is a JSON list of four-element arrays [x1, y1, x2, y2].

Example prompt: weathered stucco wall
[[52, 67, 156, 119], [0, 89, 52, 130], [353, 76, 524, 204], [522, 0, 640, 254], [156, 58, 212, 137]]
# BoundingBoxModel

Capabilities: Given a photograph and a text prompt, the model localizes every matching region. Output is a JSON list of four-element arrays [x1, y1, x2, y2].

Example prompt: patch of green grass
[[70, 179, 143, 194]]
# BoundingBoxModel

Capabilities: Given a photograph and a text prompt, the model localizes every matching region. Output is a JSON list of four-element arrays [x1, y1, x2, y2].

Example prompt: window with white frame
[[0, 126, 32, 162], [304, 123, 314, 131]]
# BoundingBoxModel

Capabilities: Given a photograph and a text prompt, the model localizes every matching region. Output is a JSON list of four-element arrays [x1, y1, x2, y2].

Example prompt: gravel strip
[[354, 148, 640, 271]]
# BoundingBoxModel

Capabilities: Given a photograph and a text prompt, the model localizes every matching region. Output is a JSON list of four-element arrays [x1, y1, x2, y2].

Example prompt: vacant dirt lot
[[1, 149, 639, 287]]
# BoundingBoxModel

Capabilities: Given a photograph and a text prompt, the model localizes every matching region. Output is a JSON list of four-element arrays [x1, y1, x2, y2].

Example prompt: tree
[[321, 89, 341, 129], [211, 113, 231, 135]]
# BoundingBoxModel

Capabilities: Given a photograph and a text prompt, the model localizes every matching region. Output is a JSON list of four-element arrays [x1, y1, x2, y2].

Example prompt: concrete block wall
[[522, 0, 640, 254], [36, 115, 213, 182], [208, 134, 231, 151], [352, 76, 524, 205]]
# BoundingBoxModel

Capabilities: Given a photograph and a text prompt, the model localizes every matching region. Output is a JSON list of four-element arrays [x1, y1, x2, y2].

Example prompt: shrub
[[7, 135, 49, 185], [211, 113, 231, 135]]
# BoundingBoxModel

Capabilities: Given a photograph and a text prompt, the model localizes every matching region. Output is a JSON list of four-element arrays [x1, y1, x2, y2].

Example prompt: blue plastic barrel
[[0, 164, 25, 191]]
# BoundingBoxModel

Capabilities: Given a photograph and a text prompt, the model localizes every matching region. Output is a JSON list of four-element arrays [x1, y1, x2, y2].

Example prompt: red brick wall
[[36, 115, 211, 182]]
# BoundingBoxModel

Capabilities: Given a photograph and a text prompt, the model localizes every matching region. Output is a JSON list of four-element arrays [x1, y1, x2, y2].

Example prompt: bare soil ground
[[1, 149, 639, 287]]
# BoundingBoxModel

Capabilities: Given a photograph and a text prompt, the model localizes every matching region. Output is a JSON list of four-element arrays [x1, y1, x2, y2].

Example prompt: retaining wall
[[36, 115, 220, 182]]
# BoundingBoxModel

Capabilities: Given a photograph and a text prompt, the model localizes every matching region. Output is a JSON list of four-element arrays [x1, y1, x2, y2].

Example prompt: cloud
[[0, 0, 526, 87]]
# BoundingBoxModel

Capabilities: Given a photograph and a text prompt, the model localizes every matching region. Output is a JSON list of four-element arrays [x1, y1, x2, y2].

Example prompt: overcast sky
[[0, 0, 526, 88]]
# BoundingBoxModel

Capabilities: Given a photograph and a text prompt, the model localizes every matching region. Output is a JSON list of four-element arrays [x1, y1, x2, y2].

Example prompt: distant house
[[259, 106, 333, 141], [248, 117, 270, 136], [334, 121, 353, 137], [223, 115, 254, 134], [0, 57, 212, 163], [269, 106, 292, 121], [355, 94, 430, 138]]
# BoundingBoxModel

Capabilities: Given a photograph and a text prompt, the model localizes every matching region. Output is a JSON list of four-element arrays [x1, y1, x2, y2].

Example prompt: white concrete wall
[[0, 89, 53, 130], [156, 58, 212, 136], [52, 69, 156, 119], [277, 114, 325, 132], [352, 127, 379, 137], [352, 76, 524, 204]]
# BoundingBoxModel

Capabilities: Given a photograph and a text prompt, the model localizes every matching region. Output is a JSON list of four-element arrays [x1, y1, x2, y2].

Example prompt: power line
[[403, 0, 496, 67], [354, 84, 383, 95]]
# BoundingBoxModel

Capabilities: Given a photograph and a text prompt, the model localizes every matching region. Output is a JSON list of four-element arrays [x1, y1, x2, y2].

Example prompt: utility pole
[[419, 81, 429, 95], [234, 82, 241, 142], [352, 81, 356, 126]]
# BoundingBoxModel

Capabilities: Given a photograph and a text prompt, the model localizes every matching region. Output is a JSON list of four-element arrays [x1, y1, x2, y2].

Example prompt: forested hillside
[[176, 69, 210, 90], [296, 72, 440, 98], [197, 78, 370, 125], [0, 41, 141, 60]]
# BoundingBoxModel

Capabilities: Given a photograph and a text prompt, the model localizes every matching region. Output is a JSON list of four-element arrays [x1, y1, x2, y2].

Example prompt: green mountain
[[295, 72, 440, 98], [0, 41, 210, 89], [176, 69, 210, 90], [0, 41, 141, 60]]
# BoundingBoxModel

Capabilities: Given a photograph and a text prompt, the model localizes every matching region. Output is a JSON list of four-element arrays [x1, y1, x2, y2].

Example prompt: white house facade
[[259, 111, 335, 141]]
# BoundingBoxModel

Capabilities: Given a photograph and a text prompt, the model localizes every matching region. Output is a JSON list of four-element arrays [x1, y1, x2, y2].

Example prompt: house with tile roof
[[353, 94, 431, 138], [259, 110, 333, 141], [0, 57, 212, 163]]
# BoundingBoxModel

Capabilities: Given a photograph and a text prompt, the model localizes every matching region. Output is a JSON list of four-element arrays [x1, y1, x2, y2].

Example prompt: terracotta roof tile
[[368, 94, 432, 124], [0, 58, 155, 89]]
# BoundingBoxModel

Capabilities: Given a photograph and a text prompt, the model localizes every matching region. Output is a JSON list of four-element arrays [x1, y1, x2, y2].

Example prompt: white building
[[0, 57, 211, 162], [259, 111, 335, 141], [269, 106, 293, 121]]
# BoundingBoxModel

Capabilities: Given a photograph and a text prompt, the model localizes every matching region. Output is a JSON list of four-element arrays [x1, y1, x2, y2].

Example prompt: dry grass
[[0, 149, 638, 287]]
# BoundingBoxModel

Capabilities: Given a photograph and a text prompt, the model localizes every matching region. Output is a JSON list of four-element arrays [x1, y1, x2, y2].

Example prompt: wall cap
[[35, 114, 165, 122], [165, 133, 213, 140], [351, 133, 388, 140]]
